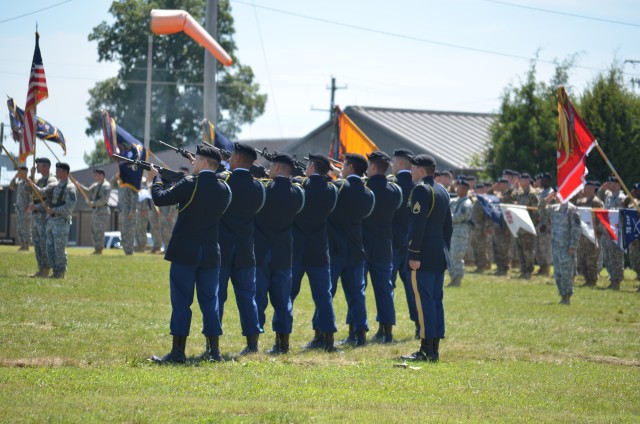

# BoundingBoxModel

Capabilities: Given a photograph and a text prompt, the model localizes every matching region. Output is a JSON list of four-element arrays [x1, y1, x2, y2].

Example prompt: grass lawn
[[0, 246, 639, 422]]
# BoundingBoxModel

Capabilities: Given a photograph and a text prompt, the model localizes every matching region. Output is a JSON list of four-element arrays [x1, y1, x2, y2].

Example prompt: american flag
[[20, 32, 48, 162]]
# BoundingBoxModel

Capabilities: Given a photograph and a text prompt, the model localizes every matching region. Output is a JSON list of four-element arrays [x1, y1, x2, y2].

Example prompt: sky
[[0, 0, 638, 183]]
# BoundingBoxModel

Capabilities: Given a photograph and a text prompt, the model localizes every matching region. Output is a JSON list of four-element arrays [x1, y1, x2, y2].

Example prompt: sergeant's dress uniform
[[81, 171, 111, 253], [389, 165, 418, 334], [9, 171, 33, 250], [218, 144, 266, 352], [150, 148, 232, 364], [402, 155, 452, 362], [254, 167, 305, 353], [550, 201, 582, 304], [363, 161, 403, 343], [290, 156, 339, 351], [448, 184, 473, 286], [27, 158, 57, 277], [45, 164, 77, 279], [328, 155, 375, 346]]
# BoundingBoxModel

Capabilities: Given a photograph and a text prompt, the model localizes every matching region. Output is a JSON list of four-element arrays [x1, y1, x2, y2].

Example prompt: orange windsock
[[150, 9, 233, 66]]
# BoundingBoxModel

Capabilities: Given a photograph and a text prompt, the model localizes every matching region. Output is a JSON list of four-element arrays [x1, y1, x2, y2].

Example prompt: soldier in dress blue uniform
[[388, 148, 418, 338], [290, 154, 339, 352], [149, 146, 231, 364], [254, 153, 305, 354], [363, 151, 403, 343], [217, 142, 266, 355], [401, 154, 453, 362], [328, 153, 376, 347]]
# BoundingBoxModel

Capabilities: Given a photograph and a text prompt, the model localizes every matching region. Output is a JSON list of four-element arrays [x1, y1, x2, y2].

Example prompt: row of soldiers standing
[[438, 168, 640, 298]]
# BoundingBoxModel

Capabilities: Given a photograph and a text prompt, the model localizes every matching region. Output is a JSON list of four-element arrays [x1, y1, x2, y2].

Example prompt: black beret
[[409, 154, 437, 167], [19, 166, 28, 171], [268, 152, 295, 168], [345, 153, 368, 170], [196, 145, 222, 162], [308, 153, 331, 169], [367, 151, 391, 162], [392, 148, 414, 158], [466, 175, 476, 181], [502, 169, 515, 176], [608, 175, 619, 183], [440, 170, 452, 178], [457, 179, 469, 187], [497, 178, 509, 184], [93, 169, 105, 175], [633, 182, 640, 190], [520, 173, 532, 180], [56, 162, 70, 172], [585, 181, 597, 187], [35, 157, 51, 165], [233, 142, 257, 161], [434, 171, 441, 177], [541, 173, 552, 180]]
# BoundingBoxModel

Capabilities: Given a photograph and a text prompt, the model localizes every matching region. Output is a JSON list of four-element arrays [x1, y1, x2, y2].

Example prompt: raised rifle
[[255, 147, 306, 177], [155, 139, 195, 161], [113, 154, 183, 184]]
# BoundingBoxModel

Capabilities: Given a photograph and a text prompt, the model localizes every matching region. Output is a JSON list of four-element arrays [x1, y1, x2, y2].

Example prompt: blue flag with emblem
[[476, 194, 503, 226], [620, 208, 640, 249], [6, 96, 66, 154], [114, 124, 146, 191]]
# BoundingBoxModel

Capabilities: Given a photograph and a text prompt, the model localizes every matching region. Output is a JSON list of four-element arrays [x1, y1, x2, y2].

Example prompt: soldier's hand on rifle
[[147, 166, 159, 181], [409, 260, 421, 271], [26, 202, 35, 213], [186, 152, 195, 164]]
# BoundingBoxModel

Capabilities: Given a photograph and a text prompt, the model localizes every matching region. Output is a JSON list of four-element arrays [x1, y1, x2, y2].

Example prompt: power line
[[229, 0, 623, 74], [0, 0, 74, 25], [480, 0, 640, 28]]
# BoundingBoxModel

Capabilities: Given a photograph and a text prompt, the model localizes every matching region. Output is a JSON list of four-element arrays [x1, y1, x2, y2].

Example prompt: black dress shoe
[[303, 330, 324, 349], [150, 335, 187, 364]]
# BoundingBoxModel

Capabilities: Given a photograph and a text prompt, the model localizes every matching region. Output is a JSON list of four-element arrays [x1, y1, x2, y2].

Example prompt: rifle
[[113, 154, 183, 184], [155, 139, 195, 161], [255, 147, 306, 177], [202, 140, 268, 178]]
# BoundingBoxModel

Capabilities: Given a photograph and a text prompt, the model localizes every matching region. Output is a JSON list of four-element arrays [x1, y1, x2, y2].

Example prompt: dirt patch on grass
[[0, 357, 80, 368]]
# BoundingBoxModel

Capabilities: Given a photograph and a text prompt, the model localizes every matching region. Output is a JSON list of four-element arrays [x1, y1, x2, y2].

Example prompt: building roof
[[346, 106, 496, 171]]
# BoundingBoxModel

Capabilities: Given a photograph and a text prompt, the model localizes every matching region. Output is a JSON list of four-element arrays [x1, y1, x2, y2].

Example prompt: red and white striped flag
[[20, 32, 48, 162]]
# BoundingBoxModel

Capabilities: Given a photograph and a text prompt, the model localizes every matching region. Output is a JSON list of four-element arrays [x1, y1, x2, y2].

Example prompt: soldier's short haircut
[[369, 157, 390, 173], [310, 158, 329, 175]]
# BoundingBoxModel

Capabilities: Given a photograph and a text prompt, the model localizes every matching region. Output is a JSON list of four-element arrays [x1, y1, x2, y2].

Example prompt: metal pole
[[144, 35, 153, 151], [203, 0, 218, 126]]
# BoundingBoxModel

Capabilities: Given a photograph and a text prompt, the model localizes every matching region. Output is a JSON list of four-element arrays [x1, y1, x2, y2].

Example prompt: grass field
[[0, 246, 639, 423]]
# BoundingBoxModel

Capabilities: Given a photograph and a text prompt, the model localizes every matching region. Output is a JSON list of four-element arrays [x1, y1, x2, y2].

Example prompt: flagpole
[[0, 138, 47, 206], [594, 142, 640, 214], [40, 140, 92, 205]]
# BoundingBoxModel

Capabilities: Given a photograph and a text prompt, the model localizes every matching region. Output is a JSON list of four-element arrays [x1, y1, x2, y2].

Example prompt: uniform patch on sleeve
[[413, 201, 421, 214]]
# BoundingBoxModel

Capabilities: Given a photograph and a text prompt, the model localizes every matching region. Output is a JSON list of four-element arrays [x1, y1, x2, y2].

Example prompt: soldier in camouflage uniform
[[148, 199, 163, 253], [622, 183, 640, 288], [547, 197, 582, 305], [514, 174, 539, 279], [158, 205, 177, 252], [448, 180, 473, 286], [9, 166, 32, 251], [575, 181, 604, 287], [26, 158, 57, 278], [600, 177, 626, 290], [470, 183, 491, 273], [535, 173, 554, 276], [111, 149, 142, 255], [135, 182, 151, 253], [44, 163, 77, 279], [490, 177, 514, 276], [79, 169, 111, 254]]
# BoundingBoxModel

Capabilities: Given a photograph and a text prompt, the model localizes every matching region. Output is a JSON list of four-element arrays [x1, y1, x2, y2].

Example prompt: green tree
[[484, 58, 573, 180], [85, 0, 266, 148], [83, 139, 110, 167], [579, 63, 640, 185]]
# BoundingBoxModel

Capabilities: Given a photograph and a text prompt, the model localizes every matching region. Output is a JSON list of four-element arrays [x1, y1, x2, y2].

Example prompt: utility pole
[[328, 76, 347, 120], [143, 35, 153, 151], [203, 0, 218, 126]]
